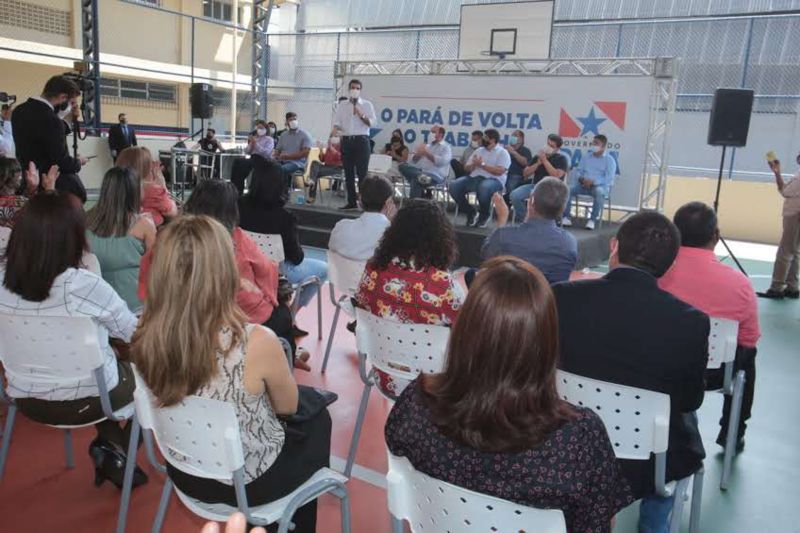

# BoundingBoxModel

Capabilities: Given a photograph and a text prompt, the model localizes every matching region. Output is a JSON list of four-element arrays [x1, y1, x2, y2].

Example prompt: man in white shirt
[[0, 103, 14, 158], [329, 174, 395, 260], [448, 128, 511, 227], [398, 124, 452, 199], [332, 79, 377, 210]]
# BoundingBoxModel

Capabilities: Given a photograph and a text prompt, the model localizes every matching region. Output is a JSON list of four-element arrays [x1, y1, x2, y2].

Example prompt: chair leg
[[0, 403, 17, 481], [116, 418, 142, 533], [335, 485, 353, 533], [390, 517, 404, 533], [344, 382, 373, 478], [63, 429, 75, 469], [321, 305, 342, 374], [317, 282, 323, 340], [721, 371, 746, 490], [689, 467, 704, 533], [152, 477, 173, 533], [667, 477, 690, 533]]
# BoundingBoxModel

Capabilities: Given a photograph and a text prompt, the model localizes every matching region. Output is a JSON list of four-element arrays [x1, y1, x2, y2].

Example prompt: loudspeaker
[[190, 83, 214, 119], [707, 88, 754, 147]]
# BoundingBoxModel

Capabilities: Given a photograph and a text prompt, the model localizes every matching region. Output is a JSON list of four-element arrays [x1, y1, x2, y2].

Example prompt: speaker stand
[[713, 145, 748, 276]]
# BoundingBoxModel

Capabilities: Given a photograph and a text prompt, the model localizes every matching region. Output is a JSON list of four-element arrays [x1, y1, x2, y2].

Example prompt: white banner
[[355, 74, 654, 209]]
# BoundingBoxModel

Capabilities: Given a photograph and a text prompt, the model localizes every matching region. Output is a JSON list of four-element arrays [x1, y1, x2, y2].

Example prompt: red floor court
[[0, 271, 600, 533]]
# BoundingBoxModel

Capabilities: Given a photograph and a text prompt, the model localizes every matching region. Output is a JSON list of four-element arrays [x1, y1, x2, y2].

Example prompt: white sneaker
[[561, 217, 573, 227], [585, 219, 596, 230]]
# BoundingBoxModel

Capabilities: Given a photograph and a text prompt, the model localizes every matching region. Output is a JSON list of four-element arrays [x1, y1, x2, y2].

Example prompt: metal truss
[[335, 57, 678, 213], [80, 0, 101, 134], [251, 0, 274, 121]]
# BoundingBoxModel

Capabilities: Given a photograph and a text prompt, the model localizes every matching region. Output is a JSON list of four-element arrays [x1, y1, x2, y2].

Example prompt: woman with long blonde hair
[[132, 215, 331, 532], [116, 146, 177, 226]]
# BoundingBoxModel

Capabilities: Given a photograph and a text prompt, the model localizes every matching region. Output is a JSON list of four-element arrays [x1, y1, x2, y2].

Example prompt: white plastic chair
[[320, 251, 366, 373], [344, 308, 450, 477], [556, 370, 703, 533], [707, 317, 745, 491], [0, 314, 134, 482], [116, 365, 351, 533], [368, 154, 393, 176], [387, 453, 567, 533], [243, 229, 323, 340]]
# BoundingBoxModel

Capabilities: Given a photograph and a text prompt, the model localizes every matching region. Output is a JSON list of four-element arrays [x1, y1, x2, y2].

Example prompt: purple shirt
[[246, 134, 274, 159]]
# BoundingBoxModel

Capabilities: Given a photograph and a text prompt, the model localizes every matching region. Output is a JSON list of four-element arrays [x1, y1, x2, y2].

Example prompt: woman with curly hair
[[354, 199, 463, 393]]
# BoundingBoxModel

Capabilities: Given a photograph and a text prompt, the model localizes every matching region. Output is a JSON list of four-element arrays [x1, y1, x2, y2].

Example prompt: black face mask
[[391, 134, 402, 142], [206, 133, 214, 139], [482, 139, 490, 147], [54, 100, 69, 112]]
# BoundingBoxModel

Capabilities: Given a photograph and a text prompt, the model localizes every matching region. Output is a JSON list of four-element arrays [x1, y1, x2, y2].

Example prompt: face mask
[[119, 118, 127, 124], [288, 119, 299, 130], [391, 134, 402, 142], [429, 134, 438, 144], [349, 88, 360, 99], [206, 133, 214, 139], [256, 127, 267, 137], [510, 135, 519, 145], [268, 126, 276, 135], [542, 145, 555, 155], [57, 103, 72, 120], [470, 140, 480, 149], [482, 139, 490, 147], [330, 136, 340, 145], [593, 143, 604, 154]]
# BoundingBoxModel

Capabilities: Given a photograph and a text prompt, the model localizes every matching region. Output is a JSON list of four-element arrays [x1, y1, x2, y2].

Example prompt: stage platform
[[286, 191, 618, 270]]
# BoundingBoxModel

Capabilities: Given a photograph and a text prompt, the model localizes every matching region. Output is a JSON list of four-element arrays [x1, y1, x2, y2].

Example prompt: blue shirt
[[577, 152, 616, 188], [481, 218, 578, 284], [275, 128, 313, 165]]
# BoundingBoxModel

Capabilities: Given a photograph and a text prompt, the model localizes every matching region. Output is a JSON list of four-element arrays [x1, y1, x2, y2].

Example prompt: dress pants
[[705, 346, 758, 440], [55, 173, 87, 204], [769, 212, 800, 292], [341, 135, 370, 206]]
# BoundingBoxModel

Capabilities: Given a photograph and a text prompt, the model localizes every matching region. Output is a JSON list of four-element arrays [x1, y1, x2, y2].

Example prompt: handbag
[[282, 385, 338, 425]]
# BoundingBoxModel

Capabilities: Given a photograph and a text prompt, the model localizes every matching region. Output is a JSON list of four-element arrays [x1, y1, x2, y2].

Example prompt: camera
[[0, 92, 17, 106]]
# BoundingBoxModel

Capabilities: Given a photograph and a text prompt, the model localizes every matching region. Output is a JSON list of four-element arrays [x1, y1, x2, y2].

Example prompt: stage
[[285, 191, 618, 270]]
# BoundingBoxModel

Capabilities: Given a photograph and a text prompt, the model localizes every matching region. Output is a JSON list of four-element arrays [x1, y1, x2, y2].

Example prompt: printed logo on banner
[[558, 102, 627, 137]]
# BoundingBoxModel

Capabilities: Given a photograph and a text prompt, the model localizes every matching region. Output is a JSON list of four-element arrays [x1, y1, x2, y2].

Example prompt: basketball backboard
[[458, 1, 554, 60]]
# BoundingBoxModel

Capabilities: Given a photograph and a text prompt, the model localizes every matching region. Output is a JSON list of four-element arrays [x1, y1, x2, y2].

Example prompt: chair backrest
[[327, 251, 366, 298], [0, 314, 106, 385], [131, 365, 245, 481], [387, 453, 567, 533], [707, 317, 739, 370], [368, 154, 392, 174], [243, 230, 285, 263], [0, 226, 10, 251], [355, 308, 450, 397], [556, 370, 670, 460]]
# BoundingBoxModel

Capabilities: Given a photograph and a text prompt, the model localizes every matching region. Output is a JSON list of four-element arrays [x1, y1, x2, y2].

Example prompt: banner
[[355, 74, 654, 209]]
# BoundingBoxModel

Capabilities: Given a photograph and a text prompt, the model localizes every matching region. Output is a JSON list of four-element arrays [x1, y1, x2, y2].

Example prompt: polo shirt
[[276, 129, 313, 165], [481, 218, 578, 284], [410, 140, 452, 179], [508, 145, 533, 177], [530, 152, 570, 184], [659, 246, 760, 348], [468, 145, 512, 187]]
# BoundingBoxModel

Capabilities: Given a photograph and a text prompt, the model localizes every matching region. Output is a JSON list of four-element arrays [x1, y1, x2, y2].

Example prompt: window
[[126, 0, 161, 5], [203, 0, 244, 23], [99, 77, 177, 104]]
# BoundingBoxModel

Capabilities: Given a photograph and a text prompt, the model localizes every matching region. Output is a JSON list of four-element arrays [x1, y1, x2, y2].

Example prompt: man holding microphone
[[759, 150, 800, 299], [332, 79, 376, 210]]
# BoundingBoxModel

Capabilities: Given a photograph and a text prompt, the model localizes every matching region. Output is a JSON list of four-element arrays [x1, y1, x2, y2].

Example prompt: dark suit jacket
[[238, 199, 304, 266], [108, 123, 138, 153], [552, 267, 709, 498], [11, 98, 81, 175]]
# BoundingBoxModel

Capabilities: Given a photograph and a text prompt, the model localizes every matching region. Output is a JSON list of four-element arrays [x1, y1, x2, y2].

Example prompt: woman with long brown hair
[[132, 215, 330, 532], [385, 256, 632, 532], [116, 146, 177, 227]]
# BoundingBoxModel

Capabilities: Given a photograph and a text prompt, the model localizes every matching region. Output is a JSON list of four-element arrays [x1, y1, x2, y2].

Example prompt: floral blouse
[[0, 195, 27, 228], [386, 380, 634, 533], [354, 257, 463, 396]]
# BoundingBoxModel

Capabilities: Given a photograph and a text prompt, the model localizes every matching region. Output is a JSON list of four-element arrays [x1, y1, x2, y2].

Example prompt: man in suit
[[553, 211, 709, 532], [108, 113, 137, 161], [12, 75, 88, 202]]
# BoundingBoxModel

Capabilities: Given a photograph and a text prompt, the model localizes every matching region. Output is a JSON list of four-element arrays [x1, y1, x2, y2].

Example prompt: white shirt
[[468, 145, 512, 186], [333, 97, 377, 136], [411, 140, 452, 179], [0, 118, 13, 158], [0, 267, 138, 401], [328, 211, 390, 261]]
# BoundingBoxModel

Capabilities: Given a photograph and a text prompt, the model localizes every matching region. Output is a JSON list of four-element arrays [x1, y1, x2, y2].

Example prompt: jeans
[[638, 493, 675, 533], [448, 175, 504, 219], [510, 182, 534, 223], [564, 183, 607, 221], [282, 257, 328, 308], [342, 135, 371, 206], [280, 160, 305, 188], [398, 163, 444, 198]]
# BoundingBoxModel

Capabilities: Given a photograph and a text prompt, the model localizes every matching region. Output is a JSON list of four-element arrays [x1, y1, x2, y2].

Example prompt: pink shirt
[[659, 246, 760, 347]]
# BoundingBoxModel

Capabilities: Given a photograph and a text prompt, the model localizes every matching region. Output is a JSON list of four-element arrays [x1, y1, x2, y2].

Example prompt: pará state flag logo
[[558, 102, 627, 138]]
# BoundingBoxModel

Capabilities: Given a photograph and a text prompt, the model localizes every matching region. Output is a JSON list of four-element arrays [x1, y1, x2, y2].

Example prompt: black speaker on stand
[[707, 87, 754, 275]]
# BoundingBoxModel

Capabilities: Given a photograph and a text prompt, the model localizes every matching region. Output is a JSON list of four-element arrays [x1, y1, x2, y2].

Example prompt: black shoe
[[716, 432, 745, 454], [346, 320, 357, 334], [89, 438, 148, 490], [292, 325, 309, 338], [757, 289, 785, 300], [475, 214, 490, 228], [338, 203, 358, 210], [784, 289, 800, 299], [465, 212, 478, 227], [422, 189, 433, 200]]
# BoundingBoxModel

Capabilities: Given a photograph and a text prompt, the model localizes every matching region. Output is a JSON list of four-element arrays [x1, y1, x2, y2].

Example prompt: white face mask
[[330, 136, 340, 145], [470, 140, 480, 149], [288, 119, 299, 130], [268, 127, 276, 135], [349, 88, 360, 99], [256, 127, 267, 137], [542, 145, 555, 155], [57, 103, 72, 120], [593, 143, 604, 154]]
